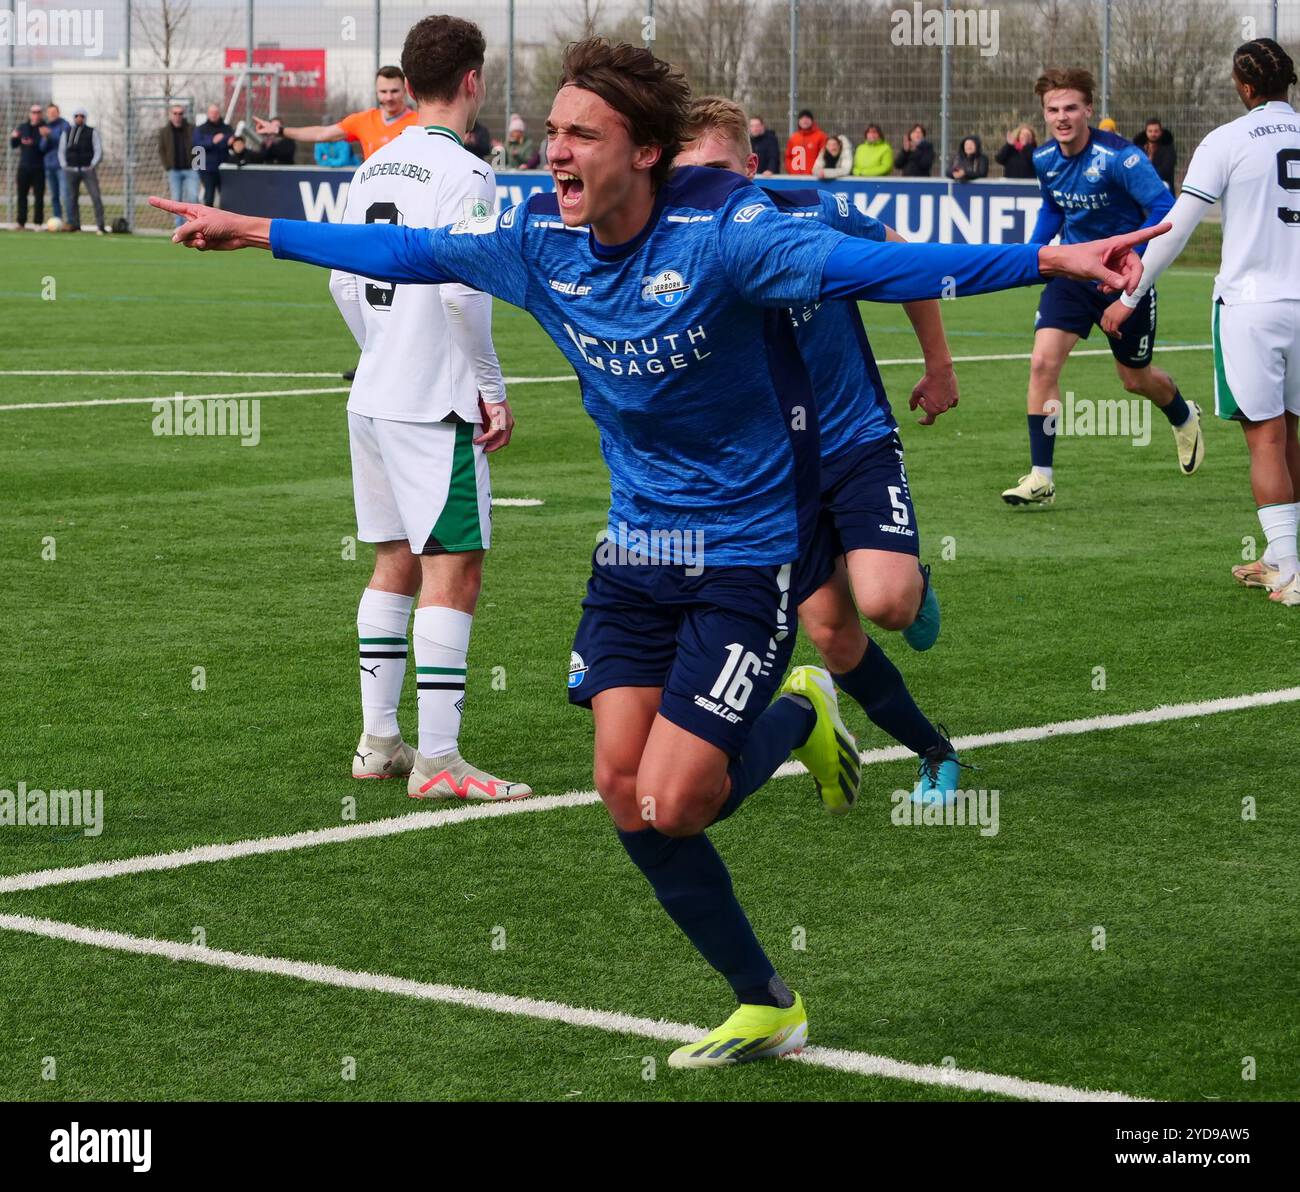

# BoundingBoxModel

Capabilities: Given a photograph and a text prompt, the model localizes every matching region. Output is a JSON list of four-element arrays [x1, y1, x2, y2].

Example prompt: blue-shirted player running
[[676, 96, 966, 806], [1002, 66, 1204, 507], [152, 39, 1165, 1069]]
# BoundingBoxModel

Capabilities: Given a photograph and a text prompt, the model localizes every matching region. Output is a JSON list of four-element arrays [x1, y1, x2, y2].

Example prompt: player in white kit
[[333, 15, 533, 796], [1104, 38, 1300, 606]]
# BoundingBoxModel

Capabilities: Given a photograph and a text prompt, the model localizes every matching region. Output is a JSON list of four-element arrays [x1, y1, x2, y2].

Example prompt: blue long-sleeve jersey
[[1029, 128, 1173, 245], [272, 166, 1042, 565], [764, 187, 895, 458]]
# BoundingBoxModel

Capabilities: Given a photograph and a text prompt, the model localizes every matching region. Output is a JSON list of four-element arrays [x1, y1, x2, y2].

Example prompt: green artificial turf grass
[[1, 230, 1294, 1102]]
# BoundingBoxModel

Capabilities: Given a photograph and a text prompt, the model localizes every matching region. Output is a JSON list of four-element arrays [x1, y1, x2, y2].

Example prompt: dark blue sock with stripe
[[1027, 413, 1056, 469], [1160, 388, 1191, 427], [833, 639, 945, 757], [712, 695, 815, 824], [618, 826, 784, 1006]]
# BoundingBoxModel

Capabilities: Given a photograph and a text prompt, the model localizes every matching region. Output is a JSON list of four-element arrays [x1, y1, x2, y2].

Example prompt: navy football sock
[[618, 826, 786, 1007], [713, 695, 815, 824], [833, 639, 945, 757], [1027, 413, 1056, 470], [1161, 389, 1191, 427]]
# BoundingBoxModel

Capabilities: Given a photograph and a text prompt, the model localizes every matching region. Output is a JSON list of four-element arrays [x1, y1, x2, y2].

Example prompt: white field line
[[0, 376, 577, 413], [0, 791, 602, 895], [491, 498, 545, 507], [1, 686, 1294, 898], [0, 387, 349, 411], [0, 912, 1145, 1102], [0, 345, 1214, 409]]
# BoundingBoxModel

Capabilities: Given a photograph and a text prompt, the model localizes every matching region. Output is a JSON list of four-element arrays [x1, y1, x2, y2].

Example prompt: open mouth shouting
[[555, 169, 585, 214]]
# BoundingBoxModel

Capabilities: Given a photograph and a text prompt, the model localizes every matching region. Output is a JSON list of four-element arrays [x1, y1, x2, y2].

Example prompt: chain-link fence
[[3, 0, 1297, 230], [1, 64, 275, 230]]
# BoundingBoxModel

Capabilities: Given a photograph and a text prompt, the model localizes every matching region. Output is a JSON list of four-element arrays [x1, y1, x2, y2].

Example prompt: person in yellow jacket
[[852, 123, 893, 176]]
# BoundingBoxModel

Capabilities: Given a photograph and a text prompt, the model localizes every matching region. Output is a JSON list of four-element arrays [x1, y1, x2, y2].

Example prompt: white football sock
[[1258, 502, 1299, 584], [1035, 465, 1054, 481], [414, 606, 473, 758], [1262, 503, 1300, 567], [357, 588, 413, 738]]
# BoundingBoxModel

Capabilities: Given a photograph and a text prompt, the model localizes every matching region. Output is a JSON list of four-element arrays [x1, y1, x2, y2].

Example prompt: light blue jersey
[[765, 187, 896, 458], [1030, 128, 1173, 245]]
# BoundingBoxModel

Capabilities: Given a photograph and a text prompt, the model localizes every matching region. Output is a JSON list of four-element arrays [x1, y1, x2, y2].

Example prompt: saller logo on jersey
[[641, 270, 690, 307], [733, 203, 766, 223]]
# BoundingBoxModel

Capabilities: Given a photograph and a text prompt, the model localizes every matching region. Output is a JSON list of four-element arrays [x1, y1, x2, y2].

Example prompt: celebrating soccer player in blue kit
[[152, 38, 1166, 1069], [1002, 67, 1202, 507]]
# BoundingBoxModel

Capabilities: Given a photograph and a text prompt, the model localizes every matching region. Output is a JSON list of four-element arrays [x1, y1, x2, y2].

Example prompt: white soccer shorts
[[348, 413, 492, 554], [1213, 299, 1300, 423]]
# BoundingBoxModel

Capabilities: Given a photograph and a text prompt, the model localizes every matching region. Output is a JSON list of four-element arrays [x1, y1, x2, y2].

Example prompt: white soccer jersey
[[330, 124, 505, 422], [1181, 100, 1300, 304]]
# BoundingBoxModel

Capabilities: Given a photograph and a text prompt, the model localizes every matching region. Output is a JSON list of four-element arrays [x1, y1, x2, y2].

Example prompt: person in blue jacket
[[194, 104, 235, 206], [41, 103, 70, 221]]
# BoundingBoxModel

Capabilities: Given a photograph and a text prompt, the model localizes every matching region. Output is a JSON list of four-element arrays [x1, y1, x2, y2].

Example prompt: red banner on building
[[225, 49, 327, 108]]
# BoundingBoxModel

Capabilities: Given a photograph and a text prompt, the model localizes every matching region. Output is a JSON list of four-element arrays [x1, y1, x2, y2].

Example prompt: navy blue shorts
[[1035, 276, 1157, 368], [795, 431, 919, 600], [567, 552, 797, 757]]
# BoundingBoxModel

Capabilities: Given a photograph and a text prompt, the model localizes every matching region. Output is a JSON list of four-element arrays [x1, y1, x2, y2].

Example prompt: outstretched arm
[[820, 223, 1170, 304], [149, 197, 532, 308], [254, 117, 345, 144], [149, 196, 454, 281]]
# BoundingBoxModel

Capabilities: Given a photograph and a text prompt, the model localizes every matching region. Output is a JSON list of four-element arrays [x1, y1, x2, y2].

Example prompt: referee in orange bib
[[254, 65, 419, 163]]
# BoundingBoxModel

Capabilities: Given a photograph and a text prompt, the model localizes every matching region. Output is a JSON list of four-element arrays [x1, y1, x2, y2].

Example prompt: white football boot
[[407, 751, 534, 802], [1172, 401, 1205, 475], [1001, 469, 1055, 506]]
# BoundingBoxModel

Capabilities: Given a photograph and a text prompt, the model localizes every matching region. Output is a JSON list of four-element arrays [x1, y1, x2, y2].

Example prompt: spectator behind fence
[[503, 114, 540, 169], [195, 103, 235, 204], [9, 102, 47, 228], [748, 115, 780, 175], [814, 133, 853, 179], [159, 102, 199, 225], [42, 103, 69, 221], [948, 134, 989, 182], [59, 106, 105, 233], [785, 109, 827, 175], [1134, 117, 1176, 186], [895, 123, 934, 176], [851, 123, 893, 176], [228, 134, 251, 166], [1097, 117, 1118, 132], [995, 125, 1037, 178], [315, 138, 355, 167]]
